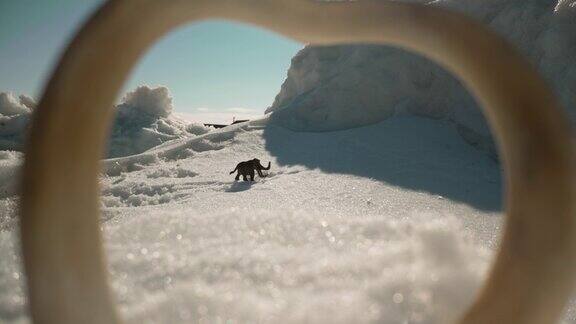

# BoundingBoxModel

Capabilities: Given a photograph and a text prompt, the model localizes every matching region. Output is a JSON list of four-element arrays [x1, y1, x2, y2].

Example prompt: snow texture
[[266, 0, 576, 158], [107, 85, 212, 158], [2, 114, 576, 323], [1, 116, 508, 323], [0, 93, 34, 151], [0, 87, 212, 158]]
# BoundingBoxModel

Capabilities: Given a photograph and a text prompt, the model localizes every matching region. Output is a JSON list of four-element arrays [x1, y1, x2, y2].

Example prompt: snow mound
[[0, 87, 212, 158], [267, 0, 576, 158], [108, 86, 211, 158], [117, 86, 173, 120], [0, 93, 33, 116], [0, 93, 34, 151]]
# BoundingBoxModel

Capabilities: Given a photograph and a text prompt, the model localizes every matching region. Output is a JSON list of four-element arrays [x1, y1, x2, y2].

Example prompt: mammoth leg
[[235, 173, 240, 181], [242, 174, 248, 181]]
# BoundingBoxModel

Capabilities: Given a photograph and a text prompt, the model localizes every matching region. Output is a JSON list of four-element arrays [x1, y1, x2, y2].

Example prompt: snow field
[[0, 116, 509, 323]]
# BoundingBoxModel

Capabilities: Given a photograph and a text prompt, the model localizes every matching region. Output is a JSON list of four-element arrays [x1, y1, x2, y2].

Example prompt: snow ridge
[[266, 0, 576, 158]]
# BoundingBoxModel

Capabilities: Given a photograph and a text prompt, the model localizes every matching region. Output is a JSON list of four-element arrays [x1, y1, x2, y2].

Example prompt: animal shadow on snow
[[226, 181, 254, 193], [263, 116, 503, 211]]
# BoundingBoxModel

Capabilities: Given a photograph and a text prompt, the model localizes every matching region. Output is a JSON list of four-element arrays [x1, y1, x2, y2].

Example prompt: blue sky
[[0, 0, 301, 123]]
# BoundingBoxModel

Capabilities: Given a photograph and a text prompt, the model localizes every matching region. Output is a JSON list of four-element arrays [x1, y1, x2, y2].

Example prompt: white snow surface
[[2, 116, 576, 323], [0, 113, 545, 323]]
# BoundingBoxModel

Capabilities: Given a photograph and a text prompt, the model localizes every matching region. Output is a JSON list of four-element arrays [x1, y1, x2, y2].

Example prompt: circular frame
[[19, 1, 576, 323]]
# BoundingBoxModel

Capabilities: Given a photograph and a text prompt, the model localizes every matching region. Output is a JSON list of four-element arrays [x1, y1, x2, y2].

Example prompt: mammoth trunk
[[262, 162, 271, 170]]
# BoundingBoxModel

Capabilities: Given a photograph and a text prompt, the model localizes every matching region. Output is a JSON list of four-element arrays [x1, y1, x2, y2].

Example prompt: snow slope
[[0, 115, 510, 323], [2, 115, 576, 323], [266, 0, 576, 158]]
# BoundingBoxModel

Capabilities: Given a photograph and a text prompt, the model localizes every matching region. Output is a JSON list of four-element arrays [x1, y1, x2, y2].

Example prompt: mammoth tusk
[[19, 0, 576, 323]]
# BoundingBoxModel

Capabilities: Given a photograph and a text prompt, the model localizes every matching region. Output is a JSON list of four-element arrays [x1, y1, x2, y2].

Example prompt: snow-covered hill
[[267, 0, 576, 158]]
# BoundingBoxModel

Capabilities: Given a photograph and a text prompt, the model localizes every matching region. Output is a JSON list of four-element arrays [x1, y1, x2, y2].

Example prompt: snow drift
[[266, 0, 576, 158], [108, 86, 211, 158], [0, 93, 34, 151], [0, 86, 211, 158]]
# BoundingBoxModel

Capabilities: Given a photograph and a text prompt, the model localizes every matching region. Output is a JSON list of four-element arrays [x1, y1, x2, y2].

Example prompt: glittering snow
[[0, 115, 510, 323], [2, 115, 576, 323]]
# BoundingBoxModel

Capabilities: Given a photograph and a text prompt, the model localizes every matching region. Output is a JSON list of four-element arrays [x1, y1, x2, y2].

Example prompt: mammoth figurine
[[230, 158, 271, 181]]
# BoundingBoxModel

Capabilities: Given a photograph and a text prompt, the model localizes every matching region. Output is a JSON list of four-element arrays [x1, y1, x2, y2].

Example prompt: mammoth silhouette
[[230, 158, 271, 181], [18, 1, 576, 324]]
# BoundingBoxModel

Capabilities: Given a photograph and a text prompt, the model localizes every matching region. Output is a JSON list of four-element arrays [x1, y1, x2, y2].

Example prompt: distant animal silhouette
[[230, 158, 271, 181]]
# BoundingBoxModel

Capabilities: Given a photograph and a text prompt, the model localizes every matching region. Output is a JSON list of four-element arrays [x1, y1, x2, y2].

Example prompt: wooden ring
[[20, 1, 576, 323]]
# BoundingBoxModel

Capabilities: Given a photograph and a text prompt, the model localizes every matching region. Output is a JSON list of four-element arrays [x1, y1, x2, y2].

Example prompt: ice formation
[[0, 87, 211, 158], [0, 93, 34, 151], [108, 86, 211, 158], [266, 0, 576, 158]]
